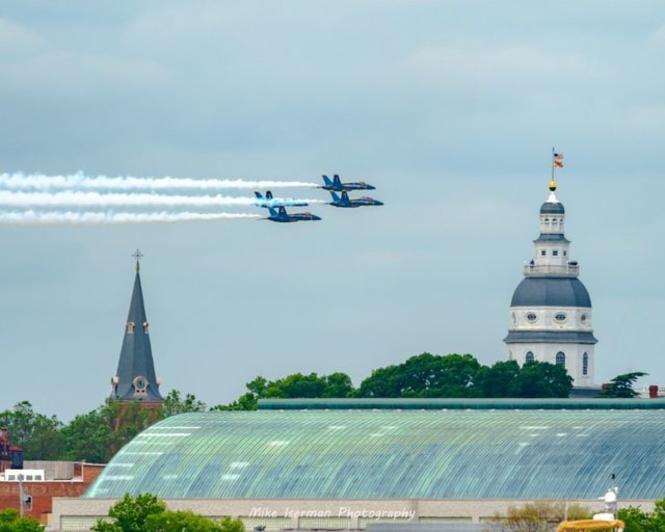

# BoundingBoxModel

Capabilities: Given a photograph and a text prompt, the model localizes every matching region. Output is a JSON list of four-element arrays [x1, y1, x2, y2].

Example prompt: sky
[[1, 1, 664, 421]]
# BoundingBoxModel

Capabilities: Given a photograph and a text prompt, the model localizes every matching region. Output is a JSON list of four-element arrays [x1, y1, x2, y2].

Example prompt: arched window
[[582, 352, 589, 376], [525, 351, 535, 364], [556, 351, 566, 367]]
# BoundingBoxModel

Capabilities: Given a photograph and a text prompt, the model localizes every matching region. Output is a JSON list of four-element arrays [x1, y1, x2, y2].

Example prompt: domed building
[[504, 179, 597, 387]]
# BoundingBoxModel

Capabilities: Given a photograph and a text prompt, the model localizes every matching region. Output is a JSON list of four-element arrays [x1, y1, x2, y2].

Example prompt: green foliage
[[212, 372, 354, 410], [92, 495, 244, 532], [61, 400, 157, 463], [358, 353, 481, 398], [162, 390, 207, 417], [475, 360, 521, 398], [618, 498, 665, 531], [146, 511, 244, 531], [210, 393, 258, 412], [602, 372, 648, 398], [92, 493, 166, 532], [498, 502, 590, 532], [0, 402, 64, 460], [0, 508, 44, 531], [508, 361, 573, 398], [357, 354, 572, 399]]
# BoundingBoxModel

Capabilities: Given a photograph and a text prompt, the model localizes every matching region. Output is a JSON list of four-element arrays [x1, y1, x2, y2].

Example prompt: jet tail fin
[[333, 174, 342, 186], [266, 190, 273, 200], [341, 191, 350, 203], [322, 175, 333, 186], [268, 207, 278, 217], [330, 191, 341, 203], [254, 191, 263, 200]]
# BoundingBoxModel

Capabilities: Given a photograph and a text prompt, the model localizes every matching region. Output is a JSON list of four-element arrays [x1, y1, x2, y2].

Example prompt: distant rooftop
[[258, 397, 665, 410]]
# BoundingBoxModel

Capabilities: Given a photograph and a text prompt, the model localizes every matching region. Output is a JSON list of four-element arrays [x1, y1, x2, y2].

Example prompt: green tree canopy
[[0, 402, 63, 460], [508, 360, 573, 398], [617, 498, 665, 531], [162, 390, 207, 417], [91, 494, 244, 532], [602, 372, 648, 398], [358, 353, 482, 398], [475, 360, 521, 398], [0, 509, 44, 532]]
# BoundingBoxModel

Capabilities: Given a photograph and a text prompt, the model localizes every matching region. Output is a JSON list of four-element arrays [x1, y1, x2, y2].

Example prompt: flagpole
[[551, 146, 555, 183]]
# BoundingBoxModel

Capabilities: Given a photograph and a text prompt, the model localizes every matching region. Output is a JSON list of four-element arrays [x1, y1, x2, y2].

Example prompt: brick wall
[[0, 464, 104, 524]]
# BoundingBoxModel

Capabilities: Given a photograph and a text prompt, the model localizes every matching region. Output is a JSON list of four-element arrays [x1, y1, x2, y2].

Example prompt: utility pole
[[17, 473, 24, 517]]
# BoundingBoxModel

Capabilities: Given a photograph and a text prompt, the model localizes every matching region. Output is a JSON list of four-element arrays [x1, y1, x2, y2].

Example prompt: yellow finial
[[548, 178, 557, 192]]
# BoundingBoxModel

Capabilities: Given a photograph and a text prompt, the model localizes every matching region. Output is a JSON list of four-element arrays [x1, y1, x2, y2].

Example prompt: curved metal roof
[[87, 410, 665, 500], [511, 277, 592, 308]]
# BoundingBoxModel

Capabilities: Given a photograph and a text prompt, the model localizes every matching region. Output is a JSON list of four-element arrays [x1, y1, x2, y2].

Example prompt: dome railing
[[523, 263, 580, 277]]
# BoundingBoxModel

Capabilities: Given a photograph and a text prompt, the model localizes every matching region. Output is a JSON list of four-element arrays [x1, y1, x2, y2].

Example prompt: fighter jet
[[254, 190, 308, 208], [320, 174, 375, 192], [266, 206, 321, 223], [329, 191, 383, 208]]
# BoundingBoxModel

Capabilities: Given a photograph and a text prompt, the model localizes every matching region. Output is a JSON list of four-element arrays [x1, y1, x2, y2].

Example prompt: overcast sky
[[1, 1, 664, 420]]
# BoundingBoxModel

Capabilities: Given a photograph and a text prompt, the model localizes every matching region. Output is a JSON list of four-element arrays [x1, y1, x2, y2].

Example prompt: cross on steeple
[[132, 249, 143, 272]]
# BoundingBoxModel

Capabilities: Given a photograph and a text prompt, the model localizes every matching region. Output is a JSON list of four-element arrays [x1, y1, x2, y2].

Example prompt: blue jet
[[329, 191, 384, 208], [321, 174, 375, 192], [266, 206, 321, 223], [254, 190, 308, 208]]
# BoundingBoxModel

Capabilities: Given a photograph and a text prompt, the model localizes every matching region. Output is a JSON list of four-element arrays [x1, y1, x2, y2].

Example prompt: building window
[[541, 250, 546, 256], [525, 351, 535, 364], [563, 250, 567, 256], [583, 353, 589, 376], [126, 321, 136, 334], [556, 352, 566, 367], [526, 312, 537, 322], [553, 250, 559, 256], [555, 313, 567, 322]]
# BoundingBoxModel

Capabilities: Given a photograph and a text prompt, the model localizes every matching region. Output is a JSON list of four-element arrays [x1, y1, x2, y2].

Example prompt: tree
[[509, 361, 573, 398], [0, 402, 64, 460], [61, 400, 157, 463], [617, 499, 665, 531], [602, 372, 648, 398], [91, 493, 166, 532], [0, 509, 44, 532], [475, 360, 521, 398], [146, 512, 244, 532], [162, 390, 207, 417], [358, 353, 482, 398], [92, 495, 244, 532], [210, 393, 258, 412]]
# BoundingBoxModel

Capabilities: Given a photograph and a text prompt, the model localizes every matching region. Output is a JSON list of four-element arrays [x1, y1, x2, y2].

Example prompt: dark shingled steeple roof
[[112, 262, 162, 402]]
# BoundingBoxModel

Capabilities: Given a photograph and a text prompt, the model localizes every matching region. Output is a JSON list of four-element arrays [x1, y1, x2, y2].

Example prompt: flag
[[553, 152, 564, 168]]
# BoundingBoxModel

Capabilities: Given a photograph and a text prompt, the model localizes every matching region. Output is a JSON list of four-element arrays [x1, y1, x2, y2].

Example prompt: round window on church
[[581, 313, 588, 323], [555, 313, 567, 322], [526, 312, 537, 322], [133, 376, 148, 392]]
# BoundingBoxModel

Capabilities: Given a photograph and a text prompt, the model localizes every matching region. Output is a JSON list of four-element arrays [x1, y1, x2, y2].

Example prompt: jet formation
[[254, 174, 382, 223]]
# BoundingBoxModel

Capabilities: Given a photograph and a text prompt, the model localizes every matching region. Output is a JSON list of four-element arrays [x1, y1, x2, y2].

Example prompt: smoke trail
[[0, 172, 319, 191], [0, 210, 261, 225], [0, 190, 324, 207]]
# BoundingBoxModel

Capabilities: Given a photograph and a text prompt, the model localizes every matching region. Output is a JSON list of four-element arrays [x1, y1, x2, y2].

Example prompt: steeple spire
[[111, 252, 162, 402]]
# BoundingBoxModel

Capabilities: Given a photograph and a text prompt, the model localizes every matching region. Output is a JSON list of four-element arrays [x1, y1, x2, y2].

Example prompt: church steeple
[[111, 251, 162, 402]]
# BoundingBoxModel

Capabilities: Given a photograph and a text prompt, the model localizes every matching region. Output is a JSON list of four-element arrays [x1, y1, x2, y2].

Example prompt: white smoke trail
[[0, 210, 261, 225], [0, 190, 324, 207], [0, 172, 319, 191]]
